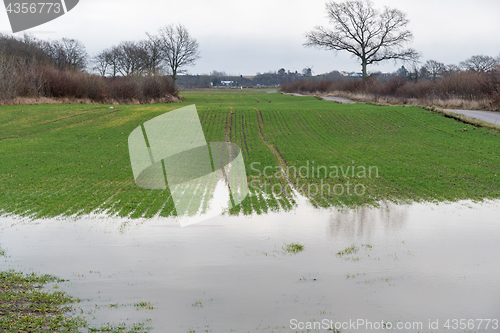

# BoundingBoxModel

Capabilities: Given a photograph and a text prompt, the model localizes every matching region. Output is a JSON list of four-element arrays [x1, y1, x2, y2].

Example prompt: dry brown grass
[[324, 91, 497, 111], [0, 95, 181, 106], [281, 71, 500, 111], [0, 52, 179, 104]]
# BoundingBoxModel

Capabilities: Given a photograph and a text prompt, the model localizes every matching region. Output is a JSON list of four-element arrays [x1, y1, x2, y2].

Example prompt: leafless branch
[[304, 0, 419, 80]]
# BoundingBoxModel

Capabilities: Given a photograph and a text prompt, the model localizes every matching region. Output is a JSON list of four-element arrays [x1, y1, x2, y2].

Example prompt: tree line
[[92, 24, 199, 86], [0, 24, 200, 102], [1, 23, 200, 82], [0, 33, 88, 71]]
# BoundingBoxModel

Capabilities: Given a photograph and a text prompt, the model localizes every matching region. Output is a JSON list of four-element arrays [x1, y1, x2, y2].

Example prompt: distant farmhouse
[[341, 71, 363, 77]]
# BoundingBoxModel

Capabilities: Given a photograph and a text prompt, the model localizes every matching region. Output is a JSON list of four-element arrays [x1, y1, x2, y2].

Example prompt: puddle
[[1, 198, 500, 332]]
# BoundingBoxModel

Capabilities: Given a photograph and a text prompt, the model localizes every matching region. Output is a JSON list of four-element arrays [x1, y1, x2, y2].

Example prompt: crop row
[[1, 92, 500, 219]]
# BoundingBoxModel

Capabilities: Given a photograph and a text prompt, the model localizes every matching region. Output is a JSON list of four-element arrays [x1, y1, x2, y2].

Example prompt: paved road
[[284, 93, 357, 103], [443, 109, 500, 125], [286, 93, 307, 96]]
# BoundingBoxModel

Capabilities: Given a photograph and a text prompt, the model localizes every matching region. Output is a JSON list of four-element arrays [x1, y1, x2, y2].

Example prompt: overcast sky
[[1, 0, 499, 75]]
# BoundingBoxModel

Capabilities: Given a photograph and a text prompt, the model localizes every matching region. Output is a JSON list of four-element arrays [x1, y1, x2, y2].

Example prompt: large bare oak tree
[[151, 24, 200, 86], [304, 0, 419, 80]]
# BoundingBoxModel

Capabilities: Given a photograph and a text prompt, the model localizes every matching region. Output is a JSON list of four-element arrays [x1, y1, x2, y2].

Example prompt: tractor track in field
[[219, 108, 235, 196], [0, 109, 123, 141], [255, 108, 320, 205], [254, 108, 288, 175], [225, 108, 234, 143], [240, 113, 250, 156]]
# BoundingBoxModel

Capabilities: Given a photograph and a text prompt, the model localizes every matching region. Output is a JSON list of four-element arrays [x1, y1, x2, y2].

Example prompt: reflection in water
[[128, 105, 249, 225], [328, 201, 409, 239]]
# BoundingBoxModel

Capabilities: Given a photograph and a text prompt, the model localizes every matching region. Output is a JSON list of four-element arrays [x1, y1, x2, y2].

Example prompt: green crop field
[[1, 90, 500, 219]]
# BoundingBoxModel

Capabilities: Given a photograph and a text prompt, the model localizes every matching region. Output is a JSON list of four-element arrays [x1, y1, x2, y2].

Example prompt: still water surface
[[1, 197, 499, 332]]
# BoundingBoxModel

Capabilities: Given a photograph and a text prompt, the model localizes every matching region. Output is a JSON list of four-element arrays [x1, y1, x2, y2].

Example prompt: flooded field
[[1, 197, 499, 332], [2, 92, 500, 332]]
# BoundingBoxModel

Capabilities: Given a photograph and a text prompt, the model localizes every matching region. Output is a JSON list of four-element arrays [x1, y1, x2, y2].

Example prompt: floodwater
[[1, 195, 500, 332]]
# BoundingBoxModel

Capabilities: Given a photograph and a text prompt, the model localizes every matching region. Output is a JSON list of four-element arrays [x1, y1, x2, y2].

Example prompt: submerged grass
[[0, 271, 82, 332], [134, 301, 155, 310], [337, 244, 359, 256], [0, 270, 151, 332], [1, 90, 500, 218], [284, 243, 305, 254]]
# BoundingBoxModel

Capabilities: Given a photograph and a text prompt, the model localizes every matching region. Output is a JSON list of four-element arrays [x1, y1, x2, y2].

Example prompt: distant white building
[[221, 81, 234, 86], [341, 71, 363, 77]]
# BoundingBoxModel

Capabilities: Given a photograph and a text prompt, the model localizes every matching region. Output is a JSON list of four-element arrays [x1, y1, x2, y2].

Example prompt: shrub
[[281, 70, 500, 107], [0, 60, 177, 103]]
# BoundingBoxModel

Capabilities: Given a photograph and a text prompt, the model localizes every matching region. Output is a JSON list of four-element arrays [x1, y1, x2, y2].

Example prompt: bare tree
[[460, 55, 498, 73], [92, 50, 110, 77], [42, 38, 87, 70], [0, 33, 50, 65], [419, 66, 428, 79], [445, 63, 460, 74], [424, 60, 446, 80], [408, 62, 421, 82], [40, 40, 64, 69], [60, 38, 88, 70], [107, 47, 121, 78], [304, 0, 419, 80], [115, 41, 147, 77], [141, 36, 165, 76], [154, 24, 200, 86]]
